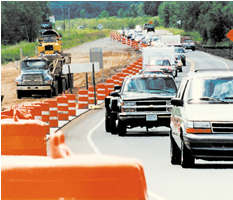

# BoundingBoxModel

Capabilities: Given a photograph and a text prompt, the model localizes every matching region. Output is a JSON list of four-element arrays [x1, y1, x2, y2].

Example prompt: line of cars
[[105, 26, 233, 168]]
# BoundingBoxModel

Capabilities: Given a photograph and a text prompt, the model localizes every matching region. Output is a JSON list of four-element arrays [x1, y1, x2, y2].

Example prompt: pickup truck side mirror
[[114, 85, 121, 91], [171, 98, 183, 107]]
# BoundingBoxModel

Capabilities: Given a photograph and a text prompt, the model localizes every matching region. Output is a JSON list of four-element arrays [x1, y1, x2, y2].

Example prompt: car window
[[124, 77, 177, 94], [186, 77, 233, 103]]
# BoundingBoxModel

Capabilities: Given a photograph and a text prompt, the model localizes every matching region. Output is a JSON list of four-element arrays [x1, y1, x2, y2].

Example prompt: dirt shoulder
[[1, 37, 141, 110]]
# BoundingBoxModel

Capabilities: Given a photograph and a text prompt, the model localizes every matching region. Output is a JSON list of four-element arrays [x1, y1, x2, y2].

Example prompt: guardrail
[[196, 45, 233, 60]]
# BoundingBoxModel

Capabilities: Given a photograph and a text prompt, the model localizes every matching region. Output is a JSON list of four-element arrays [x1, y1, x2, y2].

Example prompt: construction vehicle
[[38, 29, 63, 55], [16, 55, 73, 99]]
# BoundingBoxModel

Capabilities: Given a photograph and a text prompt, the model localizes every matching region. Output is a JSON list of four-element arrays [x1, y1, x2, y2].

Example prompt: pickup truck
[[105, 74, 177, 136]]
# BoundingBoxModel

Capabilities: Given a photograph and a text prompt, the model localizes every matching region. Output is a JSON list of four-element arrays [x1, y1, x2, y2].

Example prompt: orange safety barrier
[[2, 154, 147, 200], [41, 102, 49, 124], [127, 39, 131, 46], [121, 37, 126, 44], [1, 118, 49, 155], [49, 130, 73, 159], [44, 99, 58, 128], [88, 86, 95, 104], [105, 78, 115, 95], [78, 89, 88, 109], [96, 83, 106, 101], [57, 96, 69, 121], [65, 94, 77, 116], [30, 105, 42, 121]]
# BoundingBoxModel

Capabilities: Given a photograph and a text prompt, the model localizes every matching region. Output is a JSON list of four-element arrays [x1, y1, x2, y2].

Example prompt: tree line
[[155, 1, 233, 44], [1, 1, 50, 45]]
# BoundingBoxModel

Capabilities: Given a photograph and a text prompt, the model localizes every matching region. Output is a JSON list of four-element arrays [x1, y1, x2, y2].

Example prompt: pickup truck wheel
[[170, 131, 181, 165], [47, 90, 52, 98], [118, 120, 127, 136], [17, 91, 22, 99], [181, 140, 195, 168], [105, 113, 111, 132]]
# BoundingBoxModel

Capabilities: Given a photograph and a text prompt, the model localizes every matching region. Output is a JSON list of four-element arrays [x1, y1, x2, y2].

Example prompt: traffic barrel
[[96, 83, 106, 101], [44, 99, 58, 128], [65, 94, 77, 116], [78, 89, 88, 109], [57, 96, 69, 121], [30, 105, 42, 121], [105, 78, 115, 95], [41, 102, 49, 124], [88, 86, 95, 104]]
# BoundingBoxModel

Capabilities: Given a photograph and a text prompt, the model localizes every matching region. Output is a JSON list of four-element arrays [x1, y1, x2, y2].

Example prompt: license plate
[[146, 114, 157, 121]]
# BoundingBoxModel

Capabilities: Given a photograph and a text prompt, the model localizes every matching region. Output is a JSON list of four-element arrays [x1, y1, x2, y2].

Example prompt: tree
[[79, 9, 86, 18], [143, 2, 162, 16], [98, 10, 109, 18]]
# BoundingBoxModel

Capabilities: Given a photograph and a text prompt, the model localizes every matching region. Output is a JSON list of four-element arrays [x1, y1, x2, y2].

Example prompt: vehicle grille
[[136, 107, 166, 112], [212, 122, 233, 133], [45, 45, 53, 51], [136, 101, 166, 106], [22, 74, 43, 85]]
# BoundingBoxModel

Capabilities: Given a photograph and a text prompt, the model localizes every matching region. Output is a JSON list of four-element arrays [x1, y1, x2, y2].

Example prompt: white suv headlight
[[185, 121, 211, 134]]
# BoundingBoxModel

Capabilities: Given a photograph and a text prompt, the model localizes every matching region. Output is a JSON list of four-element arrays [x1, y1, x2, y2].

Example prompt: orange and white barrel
[[41, 102, 49, 124], [30, 105, 42, 121], [57, 96, 69, 121], [65, 94, 77, 116], [45, 99, 58, 128], [78, 89, 88, 109], [96, 83, 106, 101], [105, 78, 115, 95], [88, 86, 95, 104]]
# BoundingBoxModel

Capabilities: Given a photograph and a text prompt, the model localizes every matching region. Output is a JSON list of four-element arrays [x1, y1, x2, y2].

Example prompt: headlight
[[185, 121, 211, 134], [121, 108, 136, 112], [123, 101, 136, 106]]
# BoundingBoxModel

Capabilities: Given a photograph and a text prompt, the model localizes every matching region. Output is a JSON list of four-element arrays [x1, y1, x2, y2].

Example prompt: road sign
[[227, 29, 233, 42], [90, 48, 103, 69], [49, 16, 55, 24], [62, 62, 100, 74]]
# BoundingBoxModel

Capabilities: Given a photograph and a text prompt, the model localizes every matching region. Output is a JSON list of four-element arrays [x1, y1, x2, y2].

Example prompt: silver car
[[170, 69, 233, 168]]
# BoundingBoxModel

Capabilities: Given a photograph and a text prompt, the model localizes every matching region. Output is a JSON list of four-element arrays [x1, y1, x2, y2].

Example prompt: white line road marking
[[87, 117, 166, 200]]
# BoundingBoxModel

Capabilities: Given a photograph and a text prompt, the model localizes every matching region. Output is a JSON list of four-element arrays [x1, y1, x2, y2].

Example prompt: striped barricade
[[44, 99, 58, 128], [41, 102, 49, 125], [78, 89, 89, 109], [65, 94, 77, 116], [96, 83, 106, 101], [88, 86, 95, 105], [57, 96, 69, 121]]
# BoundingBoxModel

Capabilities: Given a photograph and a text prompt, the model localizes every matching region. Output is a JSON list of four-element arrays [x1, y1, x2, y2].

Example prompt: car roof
[[187, 69, 233, 79]]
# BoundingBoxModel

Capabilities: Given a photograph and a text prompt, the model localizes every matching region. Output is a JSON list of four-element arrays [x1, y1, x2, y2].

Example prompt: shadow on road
[[194, 163, 233, 169], [119, 130, 169, 137]]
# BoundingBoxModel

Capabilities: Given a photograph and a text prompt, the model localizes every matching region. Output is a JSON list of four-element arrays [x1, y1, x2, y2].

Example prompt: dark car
[[170, 70, 233, 168], [105, 74, 177, 136], [174, 47, 186, 66]]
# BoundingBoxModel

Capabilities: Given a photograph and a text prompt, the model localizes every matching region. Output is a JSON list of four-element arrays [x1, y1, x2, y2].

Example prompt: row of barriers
[[1, 56, 143, 156], [110, 31, 148, 50], [1, 35, 148, 199]]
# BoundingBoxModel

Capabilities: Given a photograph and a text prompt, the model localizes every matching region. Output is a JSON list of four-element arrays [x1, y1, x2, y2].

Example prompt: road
[[63, 49, 233, 200]]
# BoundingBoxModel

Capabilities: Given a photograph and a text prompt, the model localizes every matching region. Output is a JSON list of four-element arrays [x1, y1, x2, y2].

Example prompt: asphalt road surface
[[63, 49, 233, 200]]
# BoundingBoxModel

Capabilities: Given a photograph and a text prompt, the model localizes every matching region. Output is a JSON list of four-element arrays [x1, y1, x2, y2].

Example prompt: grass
[[156, 26, 203, 43], [1, 16, 158, 64]]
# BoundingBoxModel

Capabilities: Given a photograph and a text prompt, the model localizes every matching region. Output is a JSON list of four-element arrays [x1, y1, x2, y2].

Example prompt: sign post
[[92, 63, 97, 105]]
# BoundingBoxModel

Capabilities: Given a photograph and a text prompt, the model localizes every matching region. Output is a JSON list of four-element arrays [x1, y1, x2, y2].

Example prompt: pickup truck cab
[[105, 74, 177, 136]]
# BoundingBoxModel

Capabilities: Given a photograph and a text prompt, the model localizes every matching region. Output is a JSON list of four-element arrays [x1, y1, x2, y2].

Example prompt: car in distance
[[182, 39, 195, 51], [105, 74, 177, 136], [174, 47, 186, 66], [150, 58, 178, 78], [170, 69, 233, 168]]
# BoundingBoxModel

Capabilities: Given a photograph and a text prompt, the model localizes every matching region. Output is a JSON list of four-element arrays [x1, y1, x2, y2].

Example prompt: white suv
[[170, 69, 233, 168]]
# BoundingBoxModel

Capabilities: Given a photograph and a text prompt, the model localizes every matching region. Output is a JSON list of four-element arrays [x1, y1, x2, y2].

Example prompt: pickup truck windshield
[[186, 77, 233, 103], [21, 60, 47, 71], [124, 77, 177, 94]]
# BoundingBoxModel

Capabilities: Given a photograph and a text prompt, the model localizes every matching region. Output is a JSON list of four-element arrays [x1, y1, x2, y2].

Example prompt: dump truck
[[16, 54, 73, 99]]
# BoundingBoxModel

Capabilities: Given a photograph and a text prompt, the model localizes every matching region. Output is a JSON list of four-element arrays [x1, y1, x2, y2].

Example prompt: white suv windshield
[[123, 77, 177, 94], [186, 77, 233, 103]]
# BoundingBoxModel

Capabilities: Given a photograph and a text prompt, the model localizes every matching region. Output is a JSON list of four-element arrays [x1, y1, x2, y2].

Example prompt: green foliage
[[158, 2, 233, 44], [1, 1, 50, 44], [98, 10, 109, 18], [143, 2, 162, 16], [57, 16, 157, 30], [1, 41, 36, 64]]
